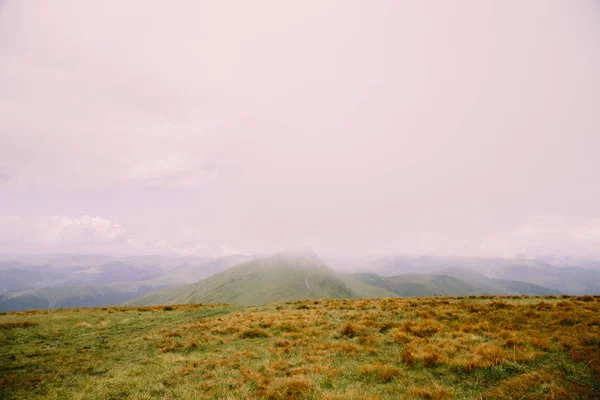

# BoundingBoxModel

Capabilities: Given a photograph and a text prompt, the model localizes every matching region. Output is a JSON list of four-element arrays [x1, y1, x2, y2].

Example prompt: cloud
[[0, 1, 599, 257], [0, 215, 239, 256], [126, 157, 217, 188], [479, 216, 600, 258], [0, 166, 13, 182], [0, 215, 128, 252], [135, 239, 240, 257]]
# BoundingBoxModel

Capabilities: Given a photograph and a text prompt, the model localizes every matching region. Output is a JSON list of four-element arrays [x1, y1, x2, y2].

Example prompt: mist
[[1, 1, 599, 258]]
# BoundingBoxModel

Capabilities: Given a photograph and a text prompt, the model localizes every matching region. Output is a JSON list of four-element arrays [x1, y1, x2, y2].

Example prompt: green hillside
[[435, 268, 560, 295], [127, 249, 395, 306], [489, 278, 561, 295], [353, 273, 485, 297], [353, 271, 560, 297]]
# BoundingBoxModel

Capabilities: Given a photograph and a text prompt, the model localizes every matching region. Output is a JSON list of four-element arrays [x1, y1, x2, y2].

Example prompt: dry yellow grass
[[1, 297, 600, 399]]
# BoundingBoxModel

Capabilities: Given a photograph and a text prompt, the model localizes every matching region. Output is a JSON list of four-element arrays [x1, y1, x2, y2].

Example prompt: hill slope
[[353, 273, 485, 296], [127, 249, 395, 306], [358, 255, 600, 294], [0, 283, 165, 312], [353, 272, 560, 297]]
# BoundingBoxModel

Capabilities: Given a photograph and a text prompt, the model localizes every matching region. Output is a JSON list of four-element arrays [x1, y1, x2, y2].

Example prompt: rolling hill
[[353, 273, 484, 296], [0, 254, 257, 312], [353, 271, 560, 297], [127, 249, 395, 306], [355, 255, 596, 294], [0, 283, 165, 312]]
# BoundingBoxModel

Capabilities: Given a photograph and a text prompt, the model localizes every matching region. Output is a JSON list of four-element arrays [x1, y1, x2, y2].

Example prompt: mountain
[[0, 282, 164, 312], [353, 273, 484, 296], [165, 254, 257, 284], [355, 255, 600, 295], [435, 268, 560, 295], [0, 254, 258, 312], [484, 264, 600, 295], [353, 271, 559, 297], [127, 248, 395, 306]]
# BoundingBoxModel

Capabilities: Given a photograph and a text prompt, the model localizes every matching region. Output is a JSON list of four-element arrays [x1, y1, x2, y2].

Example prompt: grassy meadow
[[1, 296, 599, 399]]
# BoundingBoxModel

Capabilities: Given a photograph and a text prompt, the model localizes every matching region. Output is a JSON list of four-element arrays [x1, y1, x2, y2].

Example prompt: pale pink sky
[[1, 1, 599, 257]]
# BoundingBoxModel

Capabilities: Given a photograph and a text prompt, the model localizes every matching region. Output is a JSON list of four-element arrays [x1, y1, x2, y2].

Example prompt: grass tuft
[[238, 328, 271, 339]]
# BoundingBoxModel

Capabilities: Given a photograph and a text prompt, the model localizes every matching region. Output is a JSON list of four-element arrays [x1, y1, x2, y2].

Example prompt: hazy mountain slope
[[0, 265, 74, 292], [387, 274, 484, 296], [0, 283, 165, 312], [357, 256, 599, 295], [489, 279, 560, 295], [0, 262, 163, 291], [485, 265, 600, 295], [127, 249, 395, 306], [436, 268, 560, 295], [166, 254, 257, 284], [353, 271, 560, 297], [353, 273, 485, 296]]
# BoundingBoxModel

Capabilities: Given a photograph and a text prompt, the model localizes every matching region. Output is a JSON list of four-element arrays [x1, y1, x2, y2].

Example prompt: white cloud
[[135, 239, 240, 257], [479, 216, 600, 258], [0, 215, 128, 252], [1, 1, 599, 257], [127, 157, 217, 188], [0, 215, 239, 256]]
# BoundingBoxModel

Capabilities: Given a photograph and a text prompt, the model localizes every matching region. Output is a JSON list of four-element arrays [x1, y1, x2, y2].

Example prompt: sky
[[1, 1, 599, 258]]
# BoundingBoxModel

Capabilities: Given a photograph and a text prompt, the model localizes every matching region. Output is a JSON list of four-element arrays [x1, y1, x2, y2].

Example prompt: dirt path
[[305, 272, 313, 292]]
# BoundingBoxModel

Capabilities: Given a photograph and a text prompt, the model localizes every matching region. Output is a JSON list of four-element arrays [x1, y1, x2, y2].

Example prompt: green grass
[[1, 296, 599, 399], [0, 304, 237, 399]]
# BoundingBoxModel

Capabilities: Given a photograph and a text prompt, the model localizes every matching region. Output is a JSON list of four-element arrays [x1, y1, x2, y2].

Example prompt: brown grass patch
[[339, 322, 359, 338], [408, 383, 453, 399], [482, 371, 569, 399], [402, 319, 441, 338], [360, 363, 403, 383], [0, 321, 38, 329], [238, 328, 270, 339], [263, 375, 314, 400]]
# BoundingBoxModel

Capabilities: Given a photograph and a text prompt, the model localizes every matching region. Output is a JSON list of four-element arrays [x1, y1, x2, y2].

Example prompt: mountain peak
[[272, 247, 324, 265]]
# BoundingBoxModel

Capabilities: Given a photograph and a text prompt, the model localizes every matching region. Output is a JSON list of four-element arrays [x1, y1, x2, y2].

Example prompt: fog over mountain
[[1, 1, 600, 259]]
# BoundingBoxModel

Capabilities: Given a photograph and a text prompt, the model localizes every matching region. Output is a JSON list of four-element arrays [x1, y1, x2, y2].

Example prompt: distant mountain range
[[353, 272, 559, 297], [353, 255, 600, 295], [1, 250, 599, 312], [0, 254, 255, 312]]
